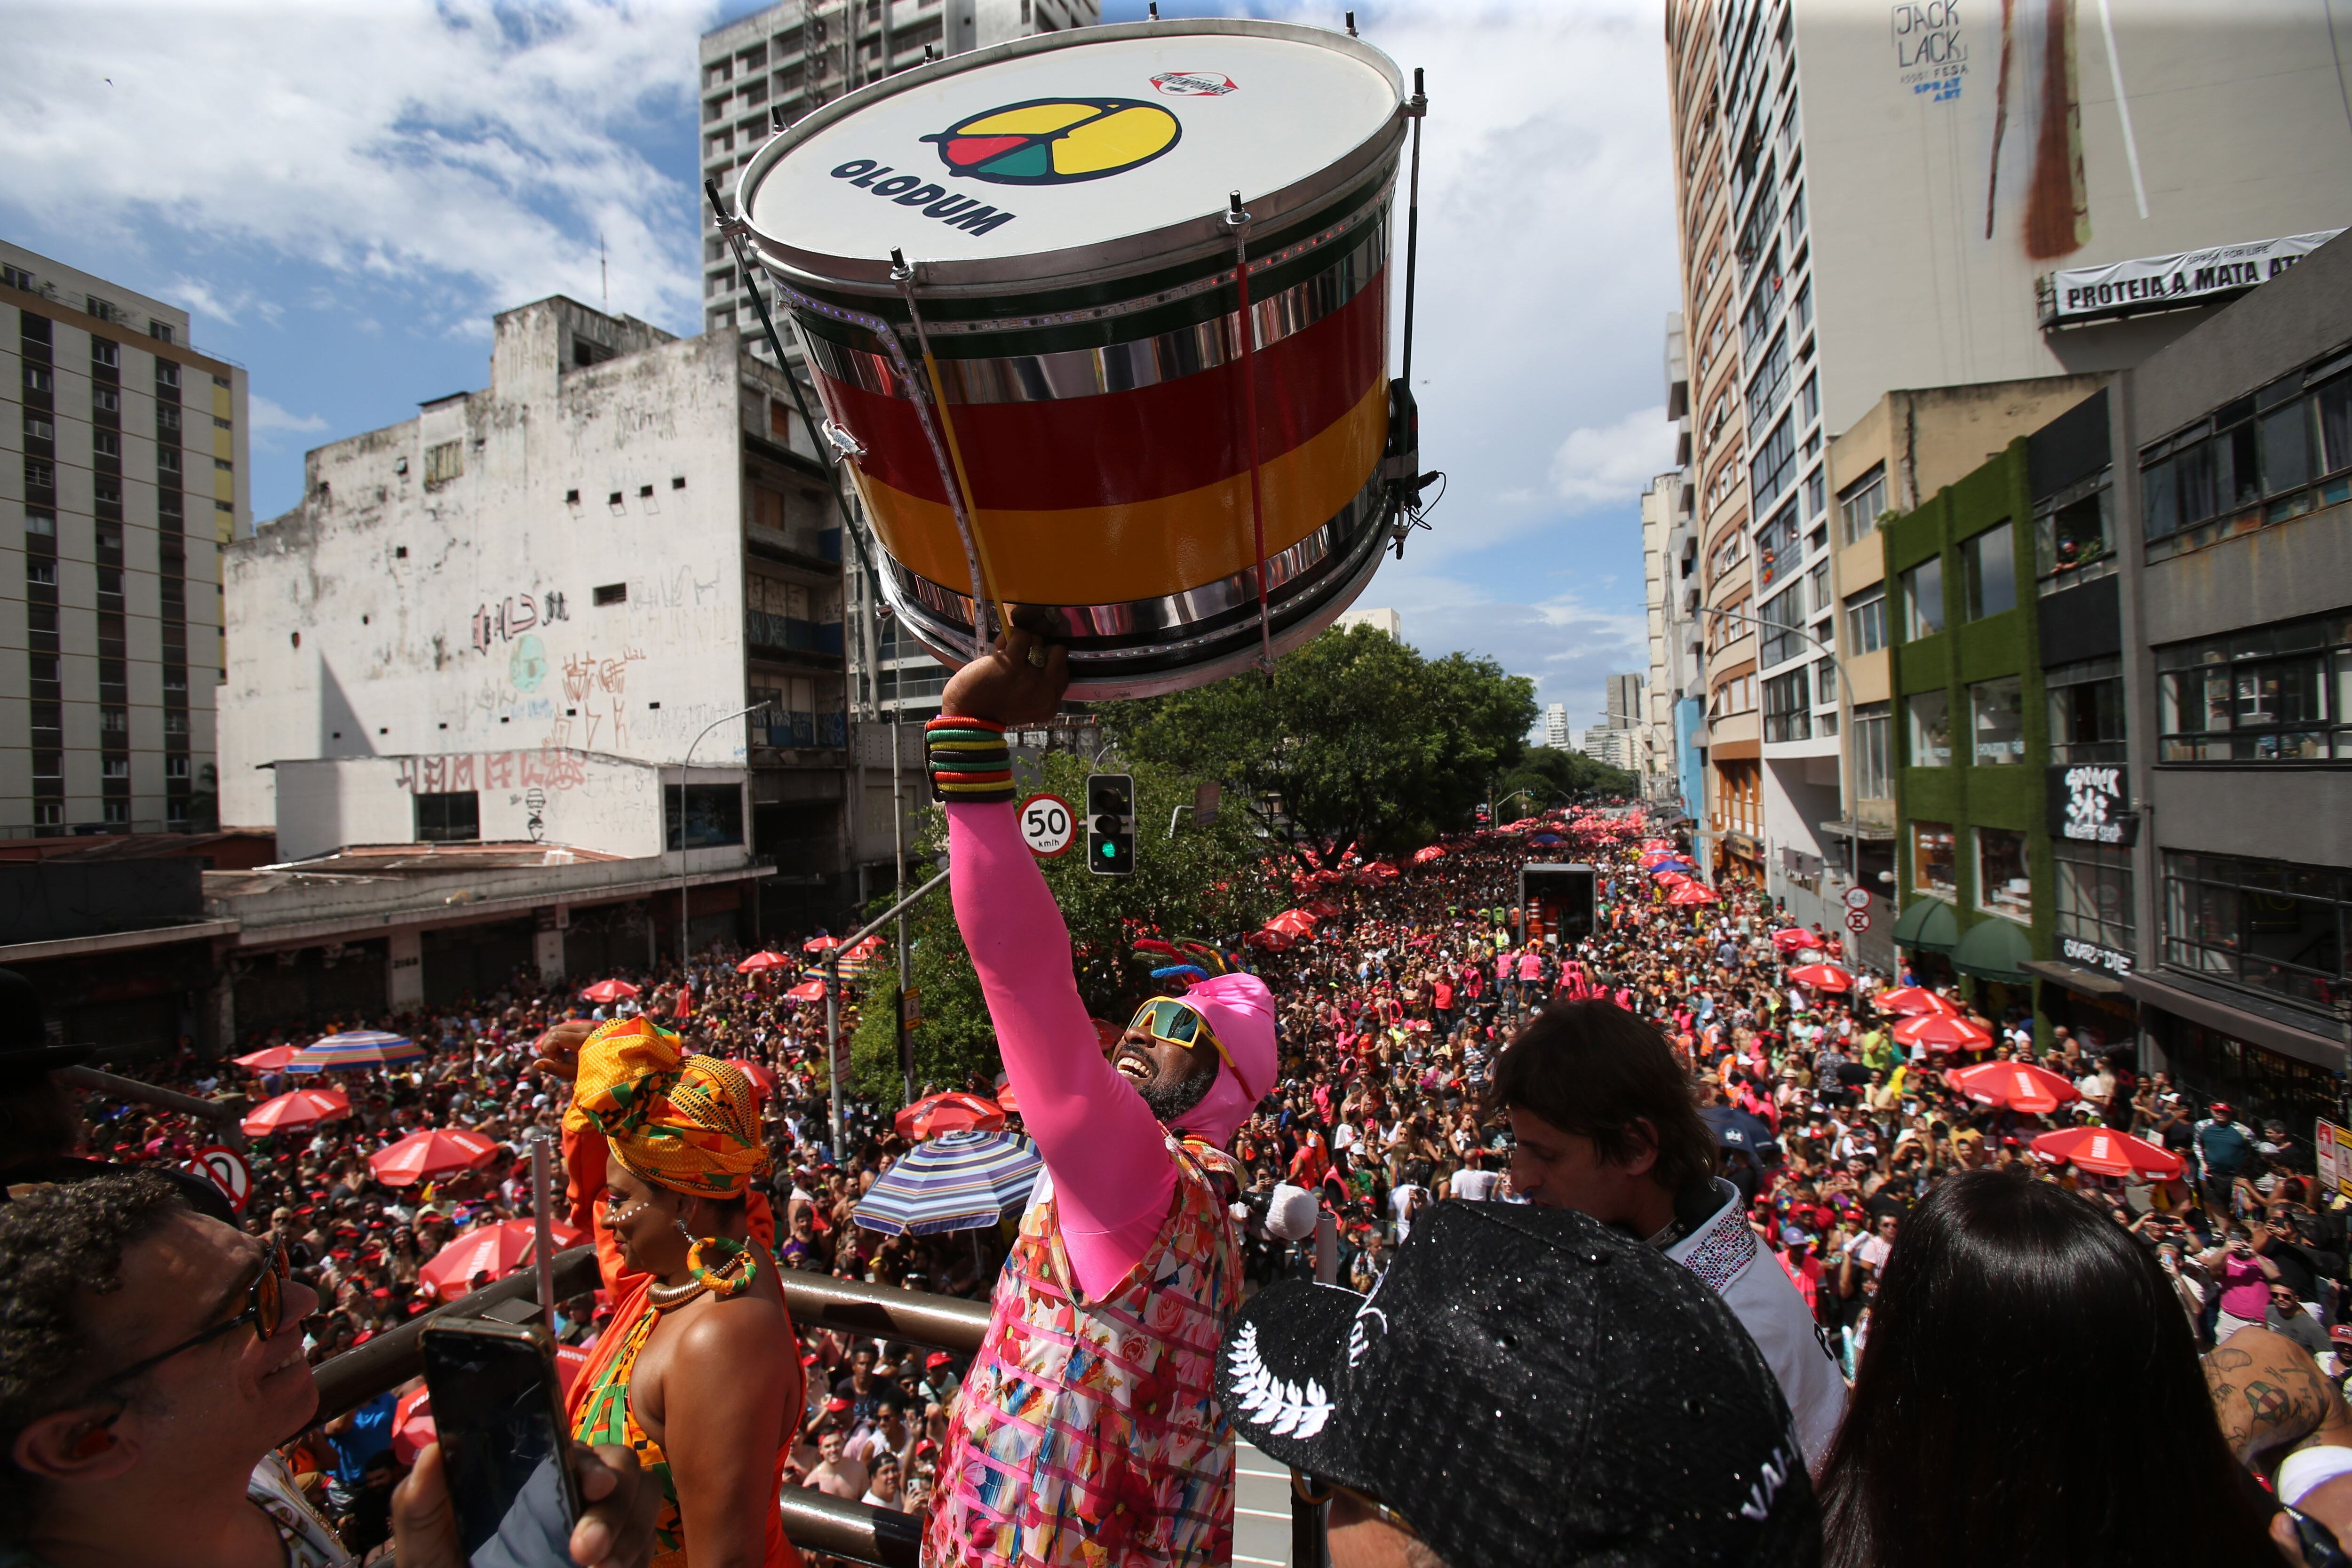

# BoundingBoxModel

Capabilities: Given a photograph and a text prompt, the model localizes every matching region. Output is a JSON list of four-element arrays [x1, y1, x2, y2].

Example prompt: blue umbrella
[[1649, 859, 1698, 878], [851, 1130, 1044, 1237], [1528, 832, 1567, 846], [287, 1031, 422, 1073], [1700, 1106, 1782, 1163]]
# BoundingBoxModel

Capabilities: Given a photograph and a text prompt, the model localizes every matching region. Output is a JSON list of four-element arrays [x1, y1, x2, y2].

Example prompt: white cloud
[[250, 396, 329, 435], [1370, 568, 1650, 724], [1548, 403, 1675, 507], [0, 0, 713, 334]]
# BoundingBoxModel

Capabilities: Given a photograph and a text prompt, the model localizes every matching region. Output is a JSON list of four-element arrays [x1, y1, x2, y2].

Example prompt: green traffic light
[[1101, 842, 1115, 858]]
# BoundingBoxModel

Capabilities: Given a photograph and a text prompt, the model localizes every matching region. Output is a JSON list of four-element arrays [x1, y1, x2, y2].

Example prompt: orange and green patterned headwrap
[[567, 1017, 769, 1199]]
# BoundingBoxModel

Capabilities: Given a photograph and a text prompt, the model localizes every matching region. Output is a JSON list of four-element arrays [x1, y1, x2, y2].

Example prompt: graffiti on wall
[[470, 590, 569, 656], [394, 748, 588, 795], [554, 647, 646, 754]]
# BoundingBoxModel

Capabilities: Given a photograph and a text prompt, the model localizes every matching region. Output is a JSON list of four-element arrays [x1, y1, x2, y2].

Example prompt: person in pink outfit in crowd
[[919, 627, 1277, 1568]]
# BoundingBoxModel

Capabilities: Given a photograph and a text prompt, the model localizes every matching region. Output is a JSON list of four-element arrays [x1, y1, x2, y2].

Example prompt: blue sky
[[2, 0, 1675, 728]]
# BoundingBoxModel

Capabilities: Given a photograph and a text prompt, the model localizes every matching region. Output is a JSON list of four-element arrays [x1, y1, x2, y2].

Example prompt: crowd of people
[[8, 692, 2352, 1562]]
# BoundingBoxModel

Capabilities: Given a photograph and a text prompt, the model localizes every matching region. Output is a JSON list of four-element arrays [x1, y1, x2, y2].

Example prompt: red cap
[[825, 1397, 850, 1414], [925, 1352, 952, 1369]]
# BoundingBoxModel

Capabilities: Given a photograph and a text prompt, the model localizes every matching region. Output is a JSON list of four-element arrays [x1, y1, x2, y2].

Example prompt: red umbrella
[[993, 1076, 1022, 1116], [1364, 861, 1401, 883], [240, 1087, 350, 1137], [369, 1128, 502, 1187], [727, 1059, 779, 1100], [2032, 1127, 2185, 1181], [1947, 1061, 2079, 1114], [803, 935, 842, 953], [419, 1218, 585, 1302], [1090, 1018, 1124, 1051], [1892, 1012, 1994, 1053], [1245, 929, 1295, 950], [391, 1385, 437, 1465], [1875, 987, 1958, 1017], [783, 978, 826, 1002], [1265, 909, 1320, 938], [233, 1044, 302, 1072], [1654, 871, 1692, 888], [1668, 882, 1718, 906], [579, 979, 639, 1003], [1786, 963, 1853, 993], [1771, 928, 1818, 954], [736, 950, 794, 973], [895, 1090, 1007, 1142], [847, 934, 886, 958], [1412, 845, 1446, 865]]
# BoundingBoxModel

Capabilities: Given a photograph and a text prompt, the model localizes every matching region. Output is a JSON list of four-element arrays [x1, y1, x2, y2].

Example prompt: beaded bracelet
[[926, 714, 1014, 803]]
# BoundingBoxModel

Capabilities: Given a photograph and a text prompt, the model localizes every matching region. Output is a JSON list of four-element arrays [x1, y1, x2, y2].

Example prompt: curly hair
[[0, 1170, 190, 1542]]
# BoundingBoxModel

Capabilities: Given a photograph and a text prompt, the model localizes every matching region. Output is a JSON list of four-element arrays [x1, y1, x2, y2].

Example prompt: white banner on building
[[2041, 230, 2344, 326]]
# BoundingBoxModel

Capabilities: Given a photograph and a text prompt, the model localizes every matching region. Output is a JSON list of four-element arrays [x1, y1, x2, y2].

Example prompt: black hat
[[1217, 1201, 1818, 1568], [0, 969, 87, 1083]]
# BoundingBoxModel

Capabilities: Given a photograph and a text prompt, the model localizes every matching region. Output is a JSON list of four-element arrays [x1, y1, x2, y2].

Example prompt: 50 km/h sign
[[1019, 793, 1076, 858]]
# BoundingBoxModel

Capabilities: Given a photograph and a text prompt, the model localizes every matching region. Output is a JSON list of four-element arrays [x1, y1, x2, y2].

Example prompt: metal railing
[[310, 1250, 989, 1568]]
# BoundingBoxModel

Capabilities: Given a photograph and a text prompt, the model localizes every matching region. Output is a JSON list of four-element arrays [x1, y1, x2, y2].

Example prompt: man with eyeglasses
[[0, 1170, 655, 1568], [917, 629, 1278, 1568]]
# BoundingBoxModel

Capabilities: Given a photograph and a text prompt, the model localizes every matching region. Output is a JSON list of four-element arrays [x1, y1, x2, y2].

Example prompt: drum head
[[740, 19, 1403, 295]]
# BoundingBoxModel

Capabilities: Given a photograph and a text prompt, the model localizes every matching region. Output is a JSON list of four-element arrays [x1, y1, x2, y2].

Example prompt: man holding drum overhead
[[921, 626, 1274, 1568]]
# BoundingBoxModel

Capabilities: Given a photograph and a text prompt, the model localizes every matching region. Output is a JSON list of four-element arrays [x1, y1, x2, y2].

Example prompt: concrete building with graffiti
[[210, 294, 917, 1023]]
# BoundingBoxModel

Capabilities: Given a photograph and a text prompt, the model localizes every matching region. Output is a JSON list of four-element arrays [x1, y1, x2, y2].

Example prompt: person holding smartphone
[[564, 1019, 803, 1568]]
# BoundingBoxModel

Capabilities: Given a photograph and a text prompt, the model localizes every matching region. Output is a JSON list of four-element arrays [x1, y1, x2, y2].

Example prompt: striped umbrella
[[288, 1031, 421, 1073], [851, 1131, 1044, 1237]]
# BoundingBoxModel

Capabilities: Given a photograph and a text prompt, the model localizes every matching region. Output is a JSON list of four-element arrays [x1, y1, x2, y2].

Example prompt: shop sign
[[2317, 1120, 2352, 1203], [2058, 935, 2133, 978], [2047, 764, 2137, 846]]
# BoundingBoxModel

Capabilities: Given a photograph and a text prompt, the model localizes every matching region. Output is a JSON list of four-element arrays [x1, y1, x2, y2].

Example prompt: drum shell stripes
[[736, 20, 1410, 697]]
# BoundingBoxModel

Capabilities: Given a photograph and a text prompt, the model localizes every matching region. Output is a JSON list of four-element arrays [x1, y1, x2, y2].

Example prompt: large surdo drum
[[736, 19, 1412, 697]]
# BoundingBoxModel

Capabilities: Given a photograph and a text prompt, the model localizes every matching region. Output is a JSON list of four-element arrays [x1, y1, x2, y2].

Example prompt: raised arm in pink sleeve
[[946, 798, 1175, 1300]]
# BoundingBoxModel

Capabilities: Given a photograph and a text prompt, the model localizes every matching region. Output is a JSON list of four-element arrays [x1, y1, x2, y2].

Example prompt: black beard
[[1136, 1062, 1216, 1125]]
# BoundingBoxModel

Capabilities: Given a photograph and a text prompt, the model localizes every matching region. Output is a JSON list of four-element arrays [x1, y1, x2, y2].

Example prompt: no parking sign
[[189, 1145, 252, 1213]]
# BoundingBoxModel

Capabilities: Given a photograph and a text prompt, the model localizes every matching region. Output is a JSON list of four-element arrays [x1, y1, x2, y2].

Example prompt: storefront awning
[[1817, 818, 1898, 842], [2021, 958, 2128, 997], [1953, 915, 2034, 983], [1891, 896, 1959, 955]]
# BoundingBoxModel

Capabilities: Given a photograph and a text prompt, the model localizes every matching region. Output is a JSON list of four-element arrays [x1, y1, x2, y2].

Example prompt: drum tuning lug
[[1406, 68, 1427, 118], [770, 104, 786, 135], [890, 247, 915, 283], [1345, 9, 1356, 34], [1225, 191, 1250, 229], [1147, 2, 1160, 18]]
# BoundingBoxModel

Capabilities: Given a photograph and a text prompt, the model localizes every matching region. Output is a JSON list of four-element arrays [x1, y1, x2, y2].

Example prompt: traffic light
[[1087, 773, 1135, 875]]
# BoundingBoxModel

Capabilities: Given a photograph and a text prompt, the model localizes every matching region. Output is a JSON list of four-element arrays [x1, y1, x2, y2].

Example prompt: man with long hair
[[1494, 999, 1847, 1465], [920, 628, 1276, 1568]]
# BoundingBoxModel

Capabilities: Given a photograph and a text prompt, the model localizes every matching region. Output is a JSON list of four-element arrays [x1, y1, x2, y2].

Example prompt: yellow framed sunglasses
[[1127, 997, 1245, 1088]]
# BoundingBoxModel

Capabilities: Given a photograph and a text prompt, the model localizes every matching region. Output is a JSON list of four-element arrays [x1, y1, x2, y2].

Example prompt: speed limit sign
[[1018, 793, 1076, 858]]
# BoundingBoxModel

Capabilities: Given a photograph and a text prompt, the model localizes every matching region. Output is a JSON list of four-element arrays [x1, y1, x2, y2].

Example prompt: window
[[214, 415, 232, 430], [1754, 500, 1799, 590], [25, 510, 55, 538], [24, 412, 52, 443], [1744, 328, 1790, 430], [2055, 839, 2135, 960], [1804, 558, 1830, 621], [156, 361, 179, 388], [1908, 689, 1951, 766], [423, 440, 464, 486], [1750, 410, 1796, 507], [1804, 467, 1826, 521], [1758, 581, 1806, 668], [91, 337, 118, 366], [213, 457, 232, 472], [1794, 276, 1813, 335], [1901, 555, 1945, 639], [1853, 703, 1892, 799], [1962, 522, 2017, 620], [2155, 609, 2350, 762], [1913, 820, 1957, 899], [92, 387, 119, 414], [2164, 852, 2352, 1011], [2047, 656, 2125, 764], [1, 263, 31, 290], [92, 430, 119, 458], [2140, 356, 2352, 560], [415, 791, 481, 843], [1840, 465, 1887, 545], [1970, 676, 2025, 765], [24, 458, 54, 490], [1845, 585, 1887, 655], [24, 366, 50, 395], [667, 783, 746, 850], [2034, 471, 2115, 593], [150, 322, 173, 344], [593, 582, 628, 606], [1977, 828, 2031, 920], [1763, 667, 1812, 741], [1798, 373, 1818, 429]]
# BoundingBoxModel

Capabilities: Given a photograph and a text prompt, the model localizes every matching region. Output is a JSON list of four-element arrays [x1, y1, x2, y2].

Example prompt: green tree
[[849, 750, 1281, 1110], [1493, 745, 1638, 815], [1101, 624, 1537, 868]]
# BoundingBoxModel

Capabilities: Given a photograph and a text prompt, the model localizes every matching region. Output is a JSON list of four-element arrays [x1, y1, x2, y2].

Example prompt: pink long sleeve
[[947, 799, 1174, 1300]]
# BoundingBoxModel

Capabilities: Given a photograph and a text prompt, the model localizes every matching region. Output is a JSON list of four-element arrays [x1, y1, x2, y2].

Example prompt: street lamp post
[[678, 701, 774, 970]]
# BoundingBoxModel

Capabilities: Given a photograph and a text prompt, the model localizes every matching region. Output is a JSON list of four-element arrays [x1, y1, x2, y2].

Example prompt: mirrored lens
[[1156, 1002, 1198, 1043], [257, 1258, 283, 1340]]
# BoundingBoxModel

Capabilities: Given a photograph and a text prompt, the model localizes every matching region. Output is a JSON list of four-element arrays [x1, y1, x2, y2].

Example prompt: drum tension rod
[[1226, 191, 1277, 683], [891, 247, 1008, 649]]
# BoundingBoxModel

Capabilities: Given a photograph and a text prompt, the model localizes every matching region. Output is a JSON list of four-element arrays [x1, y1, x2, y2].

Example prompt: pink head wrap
[[1168, 971, 1276, 1146]]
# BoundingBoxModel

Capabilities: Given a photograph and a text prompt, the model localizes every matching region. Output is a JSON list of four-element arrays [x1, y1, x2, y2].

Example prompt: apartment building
[[1663, 0, 2352, 905], [1641, 459, 1701, 815], [2, 241, 249, 839]]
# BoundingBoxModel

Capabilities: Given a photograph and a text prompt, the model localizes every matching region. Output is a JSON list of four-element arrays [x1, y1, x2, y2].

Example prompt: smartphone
[[421, 1319, 582, 1561]]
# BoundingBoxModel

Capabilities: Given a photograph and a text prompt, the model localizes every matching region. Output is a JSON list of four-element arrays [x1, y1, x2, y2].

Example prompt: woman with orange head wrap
[[559, 1018, 803, 1568]]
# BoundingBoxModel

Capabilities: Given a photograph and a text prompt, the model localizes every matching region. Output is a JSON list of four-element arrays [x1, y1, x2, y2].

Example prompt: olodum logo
[[921, 97, 1181, 186]]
